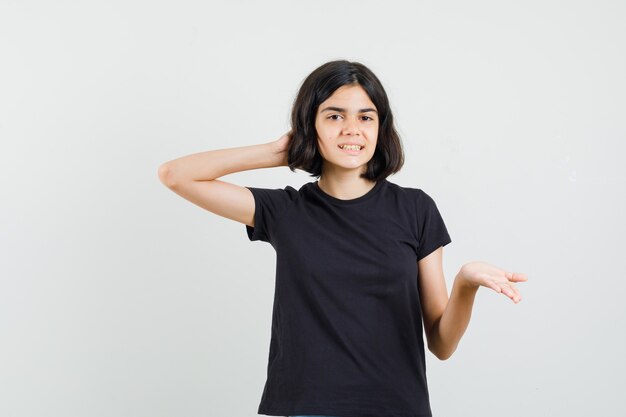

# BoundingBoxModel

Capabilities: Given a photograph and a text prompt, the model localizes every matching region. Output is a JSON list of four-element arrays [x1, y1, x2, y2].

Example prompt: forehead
[[320, 84, 376, 109]]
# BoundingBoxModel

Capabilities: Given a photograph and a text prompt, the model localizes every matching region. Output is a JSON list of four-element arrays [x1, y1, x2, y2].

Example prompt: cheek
[[366, 126, 379, 142], [315, 122, 328, 139], [318, 138, 333, 150]]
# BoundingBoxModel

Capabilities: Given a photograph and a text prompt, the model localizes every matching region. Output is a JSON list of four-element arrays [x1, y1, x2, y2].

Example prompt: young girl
[[158, 60, 528, 417]]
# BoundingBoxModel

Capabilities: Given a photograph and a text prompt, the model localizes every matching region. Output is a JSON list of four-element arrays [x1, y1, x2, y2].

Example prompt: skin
[[313, 84, 379, 200], [160, 83, 529, 361]]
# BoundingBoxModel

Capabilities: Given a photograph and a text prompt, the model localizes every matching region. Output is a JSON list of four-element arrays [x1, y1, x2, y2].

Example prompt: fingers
[[502, 282, 522, 303], [490, 280, 523, 303], [485, 280, 502, 294], [506, 271, 529, 282], [471, 266, 527, 304], [505, 271, 526, 303]]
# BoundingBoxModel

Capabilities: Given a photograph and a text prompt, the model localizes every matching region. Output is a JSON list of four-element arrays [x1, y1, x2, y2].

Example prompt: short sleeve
[[415, 190, 452, 261], [245, 186, 297, 243]]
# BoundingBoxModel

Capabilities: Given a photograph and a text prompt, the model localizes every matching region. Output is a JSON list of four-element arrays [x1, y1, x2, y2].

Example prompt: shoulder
[[245, 183, 302, 214], [385, 181, 448, 222], [384, 179, 430, 203], [246, 184, 301, 199]]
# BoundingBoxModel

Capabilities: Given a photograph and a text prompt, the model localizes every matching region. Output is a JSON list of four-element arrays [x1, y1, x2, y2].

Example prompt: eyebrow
[[320, 106, 378, 114]]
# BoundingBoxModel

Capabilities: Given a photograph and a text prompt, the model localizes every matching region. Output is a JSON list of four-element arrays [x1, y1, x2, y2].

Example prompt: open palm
[[459, 261, 528, 303]]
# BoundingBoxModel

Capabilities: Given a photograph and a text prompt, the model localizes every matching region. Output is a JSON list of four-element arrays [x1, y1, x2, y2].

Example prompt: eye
[[361, 115, 374, 121], [327, 114, 343, 120]]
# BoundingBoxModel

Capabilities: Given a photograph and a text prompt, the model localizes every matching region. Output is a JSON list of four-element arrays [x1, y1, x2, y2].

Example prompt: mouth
[[338, 144, 364, 153]]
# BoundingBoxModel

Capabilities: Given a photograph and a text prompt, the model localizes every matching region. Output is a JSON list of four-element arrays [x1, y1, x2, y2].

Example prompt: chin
[[337, 160, 372, 171]]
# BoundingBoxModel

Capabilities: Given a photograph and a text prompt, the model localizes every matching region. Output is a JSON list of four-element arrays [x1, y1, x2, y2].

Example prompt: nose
[[342, 117, 360, 135]]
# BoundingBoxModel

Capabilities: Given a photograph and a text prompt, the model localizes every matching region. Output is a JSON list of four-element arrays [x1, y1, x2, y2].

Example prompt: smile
[[338, 144, 364, 154]]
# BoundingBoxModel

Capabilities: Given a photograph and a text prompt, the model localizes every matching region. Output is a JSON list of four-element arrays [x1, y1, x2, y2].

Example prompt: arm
[[157, 132, 291, 226], [418, 249, 528, 360]]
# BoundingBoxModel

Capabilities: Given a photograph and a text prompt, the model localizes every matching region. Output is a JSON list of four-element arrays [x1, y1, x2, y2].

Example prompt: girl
[[158, 60, 528, 417]]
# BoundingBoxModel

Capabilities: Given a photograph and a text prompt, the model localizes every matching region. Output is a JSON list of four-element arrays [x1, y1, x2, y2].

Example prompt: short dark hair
[[287, 60, 404, 181]]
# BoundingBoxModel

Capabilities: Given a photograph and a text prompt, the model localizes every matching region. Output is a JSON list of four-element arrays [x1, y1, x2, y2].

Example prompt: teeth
[[340, 145, 363, 151]]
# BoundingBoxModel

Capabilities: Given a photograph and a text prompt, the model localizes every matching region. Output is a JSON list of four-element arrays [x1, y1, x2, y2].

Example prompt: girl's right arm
[[157, 132, 291, 227]]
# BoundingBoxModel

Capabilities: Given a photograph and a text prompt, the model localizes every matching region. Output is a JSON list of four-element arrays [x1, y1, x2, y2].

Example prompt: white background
[[1, 1, 625, 416]]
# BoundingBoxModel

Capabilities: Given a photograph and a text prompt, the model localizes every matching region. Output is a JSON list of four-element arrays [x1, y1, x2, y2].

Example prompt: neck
[[317, 171, 377, 200]]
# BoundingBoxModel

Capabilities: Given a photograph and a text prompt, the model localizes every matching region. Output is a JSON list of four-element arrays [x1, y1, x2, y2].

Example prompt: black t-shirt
[[245, 178, 452, 417]]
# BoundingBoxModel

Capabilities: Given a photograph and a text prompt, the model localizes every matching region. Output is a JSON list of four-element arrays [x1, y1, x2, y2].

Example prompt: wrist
[[275, 139, 290, 160], [455, 271, 479, 292], [261, 141, 285, 167]]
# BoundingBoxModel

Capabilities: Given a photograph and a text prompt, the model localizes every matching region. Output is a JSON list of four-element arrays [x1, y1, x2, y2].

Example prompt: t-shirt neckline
[[312, 179, 386, 205]]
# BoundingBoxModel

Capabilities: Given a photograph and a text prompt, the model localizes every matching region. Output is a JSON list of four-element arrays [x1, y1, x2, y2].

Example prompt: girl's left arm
[[417, 248, 528, 360]]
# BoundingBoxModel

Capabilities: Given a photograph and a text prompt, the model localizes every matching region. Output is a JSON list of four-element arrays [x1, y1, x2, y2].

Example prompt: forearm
[[429, 272, 479, 360], [159, 141, 285, 184]]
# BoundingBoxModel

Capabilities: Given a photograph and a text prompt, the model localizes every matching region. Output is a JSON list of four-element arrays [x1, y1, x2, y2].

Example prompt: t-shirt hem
[[258, 403, 432, 417]]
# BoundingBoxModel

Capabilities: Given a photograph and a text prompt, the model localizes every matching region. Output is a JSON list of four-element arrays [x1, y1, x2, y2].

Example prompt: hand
[[272, 131, 293, 166], [458, 261, 528, 304]]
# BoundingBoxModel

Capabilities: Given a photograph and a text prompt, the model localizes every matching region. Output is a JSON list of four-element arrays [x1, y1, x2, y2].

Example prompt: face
[[314, 84, 378, 175]]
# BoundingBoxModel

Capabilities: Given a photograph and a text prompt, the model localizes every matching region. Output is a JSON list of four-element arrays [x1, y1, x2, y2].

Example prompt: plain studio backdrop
[[1, 1, 625, 416]]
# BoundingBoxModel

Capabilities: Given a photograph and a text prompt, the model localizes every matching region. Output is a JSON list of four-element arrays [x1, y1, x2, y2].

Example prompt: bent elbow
[[435, 350, 453, 361], [158, 163, 177, 188], [429, 344, 456, 361]]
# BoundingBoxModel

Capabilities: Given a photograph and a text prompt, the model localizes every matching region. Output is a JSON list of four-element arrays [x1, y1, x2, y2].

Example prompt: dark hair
[[287, 60, 404, 181]]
